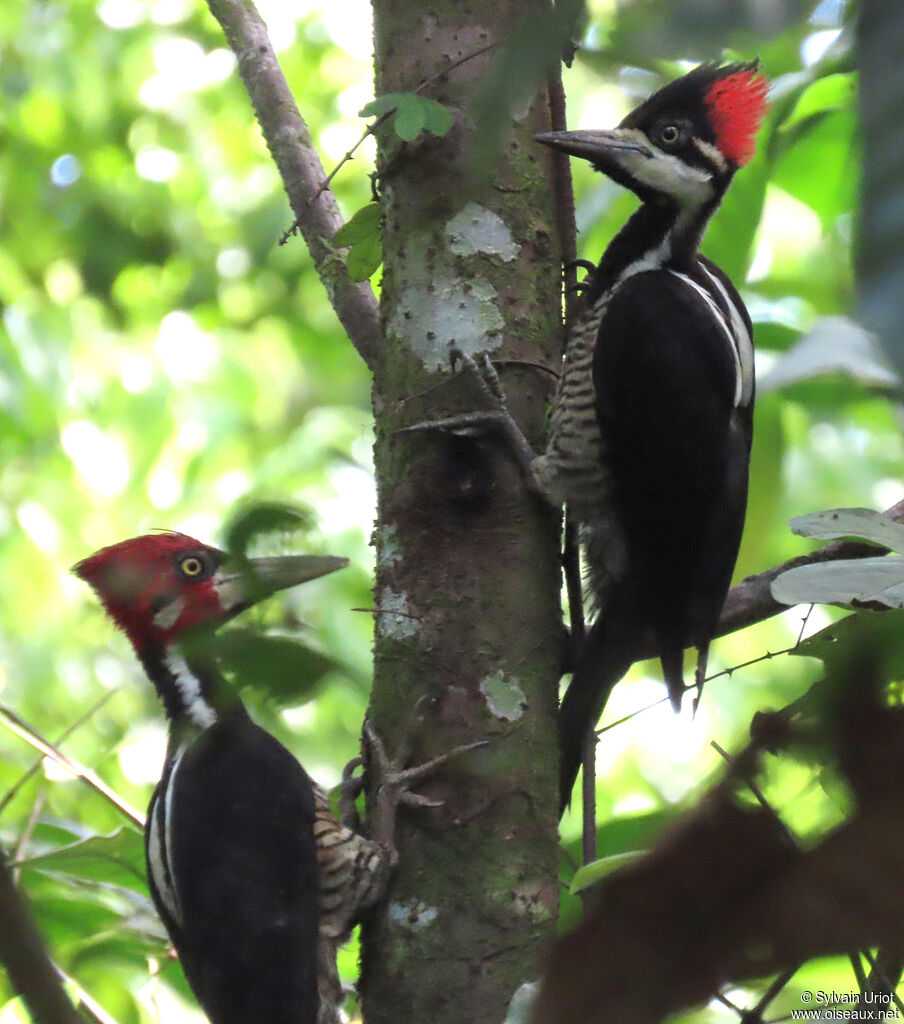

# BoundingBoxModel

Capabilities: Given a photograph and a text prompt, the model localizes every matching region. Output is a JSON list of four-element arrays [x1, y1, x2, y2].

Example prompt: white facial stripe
[[212, 574, 243, 611], [619, 148, 715, 206], [152, 596, 185, 630], [697, 264, 755, 407], [668, 270, 748, 408], [693, 138, 728, 174], [163, 650, 218, 730]]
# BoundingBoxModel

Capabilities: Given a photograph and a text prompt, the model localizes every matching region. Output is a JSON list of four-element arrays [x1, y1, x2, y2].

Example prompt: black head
[[536, 62, 768, 206]]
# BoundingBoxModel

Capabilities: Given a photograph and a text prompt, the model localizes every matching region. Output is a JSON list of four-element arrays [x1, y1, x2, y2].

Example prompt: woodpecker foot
[[362, 720, 486, 850], [564, 257, 597, 294], [564, 257, 597, 276], [398, 347, 538, 480], [338, 755, 365, 830]]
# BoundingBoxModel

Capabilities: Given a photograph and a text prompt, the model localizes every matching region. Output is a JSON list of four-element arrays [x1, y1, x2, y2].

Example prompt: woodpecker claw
[[362, 720, 486, 848], [564, 257, 597, 275], [337, 755, 365, 829]]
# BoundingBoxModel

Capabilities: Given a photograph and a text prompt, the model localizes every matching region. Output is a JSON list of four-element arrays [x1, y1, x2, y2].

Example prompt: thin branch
[[204, 0, 381, 371], [596, 644, 800, 736], [299, 40, 501, 218], [57, 965, 123, 1024], [0, 841, 85, 1024], [0, 689, 119, 819], [0, 701, 144, 828], [12, 791, 45, 886], [621, 497, 904, 667]]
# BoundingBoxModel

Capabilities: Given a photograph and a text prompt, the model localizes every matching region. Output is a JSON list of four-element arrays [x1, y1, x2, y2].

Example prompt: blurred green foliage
[[0, 0, 893, 1020]]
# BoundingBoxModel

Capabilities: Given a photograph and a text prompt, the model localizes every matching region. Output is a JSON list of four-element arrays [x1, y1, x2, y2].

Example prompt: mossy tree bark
[[362, 3, 565, 1022]]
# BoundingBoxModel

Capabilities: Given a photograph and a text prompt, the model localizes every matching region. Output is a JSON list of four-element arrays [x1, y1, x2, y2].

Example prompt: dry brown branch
[[205, 0, 381, 371]]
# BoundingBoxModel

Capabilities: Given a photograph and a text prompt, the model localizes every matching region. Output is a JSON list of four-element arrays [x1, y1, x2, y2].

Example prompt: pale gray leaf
[[758, 316, 898, 394], [771, 556, 904, 607], [789, 507, 904, 552]]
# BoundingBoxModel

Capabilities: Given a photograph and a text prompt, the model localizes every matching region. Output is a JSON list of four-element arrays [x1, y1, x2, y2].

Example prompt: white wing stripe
[[697, 264, 755, 407], [667, 270, 749, 408], [147, 753, 185, 927]]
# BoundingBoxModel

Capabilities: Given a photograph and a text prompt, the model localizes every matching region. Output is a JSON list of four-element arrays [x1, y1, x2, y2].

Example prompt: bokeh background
[[0, 0, 879, 1019]]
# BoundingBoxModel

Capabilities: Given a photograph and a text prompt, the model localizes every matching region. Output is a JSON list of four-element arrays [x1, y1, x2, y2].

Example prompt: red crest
[[705, 69, 769, 166]]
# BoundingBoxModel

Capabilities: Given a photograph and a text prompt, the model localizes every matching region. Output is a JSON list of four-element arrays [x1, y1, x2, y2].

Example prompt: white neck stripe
[[163, 650, 218, 729]]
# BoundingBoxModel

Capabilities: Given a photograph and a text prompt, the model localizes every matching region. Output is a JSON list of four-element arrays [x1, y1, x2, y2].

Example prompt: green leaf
[[222, 501, 315, 559], [788, 507, 904, 552], [781, 73, 856, 133], [393, 94, 427, 142], [17, 828, 147, 889], [346, 233, 383, 281], [213, 629, 341, 706], [772, 108, 859, 227], [570, 851, 644, 894], [421, 98, 453, 137], [333, 203, 381, 247], [358, 93, 404, 118], [795, 609, 904, 682]]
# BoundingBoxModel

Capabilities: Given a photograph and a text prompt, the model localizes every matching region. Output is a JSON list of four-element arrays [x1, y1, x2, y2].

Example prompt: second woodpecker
[[536, 63, 768, 806]]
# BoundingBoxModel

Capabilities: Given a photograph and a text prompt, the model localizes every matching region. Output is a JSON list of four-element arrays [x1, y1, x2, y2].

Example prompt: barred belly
[[313, 790, 388, 942], [530, 293, 626, 599]]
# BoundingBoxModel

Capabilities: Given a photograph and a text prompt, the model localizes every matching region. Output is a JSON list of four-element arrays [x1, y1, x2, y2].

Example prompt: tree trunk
[[362, 3, 564, 1021]]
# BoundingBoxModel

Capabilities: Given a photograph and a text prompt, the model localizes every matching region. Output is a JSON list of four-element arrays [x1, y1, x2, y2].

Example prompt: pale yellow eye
[[180, 556, 204, 578]]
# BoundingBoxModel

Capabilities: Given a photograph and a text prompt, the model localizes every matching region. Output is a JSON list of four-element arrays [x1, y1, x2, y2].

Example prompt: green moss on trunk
[[362, 2, 564, 1022]]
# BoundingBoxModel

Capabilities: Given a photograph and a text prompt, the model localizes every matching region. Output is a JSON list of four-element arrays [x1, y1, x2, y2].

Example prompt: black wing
[[592, 267, 751, 651], [147, 716, 319, 1024]]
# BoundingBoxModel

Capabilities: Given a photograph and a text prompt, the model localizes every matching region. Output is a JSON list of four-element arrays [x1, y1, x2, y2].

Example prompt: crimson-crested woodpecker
[[75, 534, 391, 1024], [402, 62, 767, 810], [538, 62, 768, 807]]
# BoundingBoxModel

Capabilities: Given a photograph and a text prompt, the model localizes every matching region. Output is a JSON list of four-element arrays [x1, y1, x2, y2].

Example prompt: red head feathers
[[705, 66, 769, 167]]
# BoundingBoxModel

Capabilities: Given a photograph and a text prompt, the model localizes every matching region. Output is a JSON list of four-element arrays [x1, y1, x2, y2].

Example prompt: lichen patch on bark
[[446, 202, 519, 261], [376, 586, 419, 639], [390, 271, 504, 370], [479, 671, 527, 721]]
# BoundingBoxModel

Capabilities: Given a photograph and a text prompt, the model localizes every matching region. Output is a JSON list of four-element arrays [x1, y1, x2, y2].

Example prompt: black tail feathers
[[558, 610, 643, 815]]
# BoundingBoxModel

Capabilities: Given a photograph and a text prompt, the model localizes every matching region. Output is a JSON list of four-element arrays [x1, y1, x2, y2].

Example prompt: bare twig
[[204, 0, 381, 371], [300, 40, 501, 218], [547, 69, 580, 321], [0, 842, 85, 1024], [57, 964, 123, 1024], [0, 689, 119, 819], [0, 701, 144, 828], [12, 791, 45, 885]]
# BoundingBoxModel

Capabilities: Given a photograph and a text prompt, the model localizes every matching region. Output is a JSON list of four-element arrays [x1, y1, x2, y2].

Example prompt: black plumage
[[148, 712, 319, 1024]]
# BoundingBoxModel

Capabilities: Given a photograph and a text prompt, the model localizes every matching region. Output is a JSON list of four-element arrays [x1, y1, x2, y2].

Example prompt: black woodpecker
[[75, 533, 460, 1024], [538, 62, 767, 807], [402, 62, 767, 810]]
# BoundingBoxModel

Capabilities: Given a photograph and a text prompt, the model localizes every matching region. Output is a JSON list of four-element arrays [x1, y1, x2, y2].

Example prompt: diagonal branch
[[0, 701, 144, 828], [205, 0, 381, 371], [623, 499, 904, 667], [714, 496, 904, 641]]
